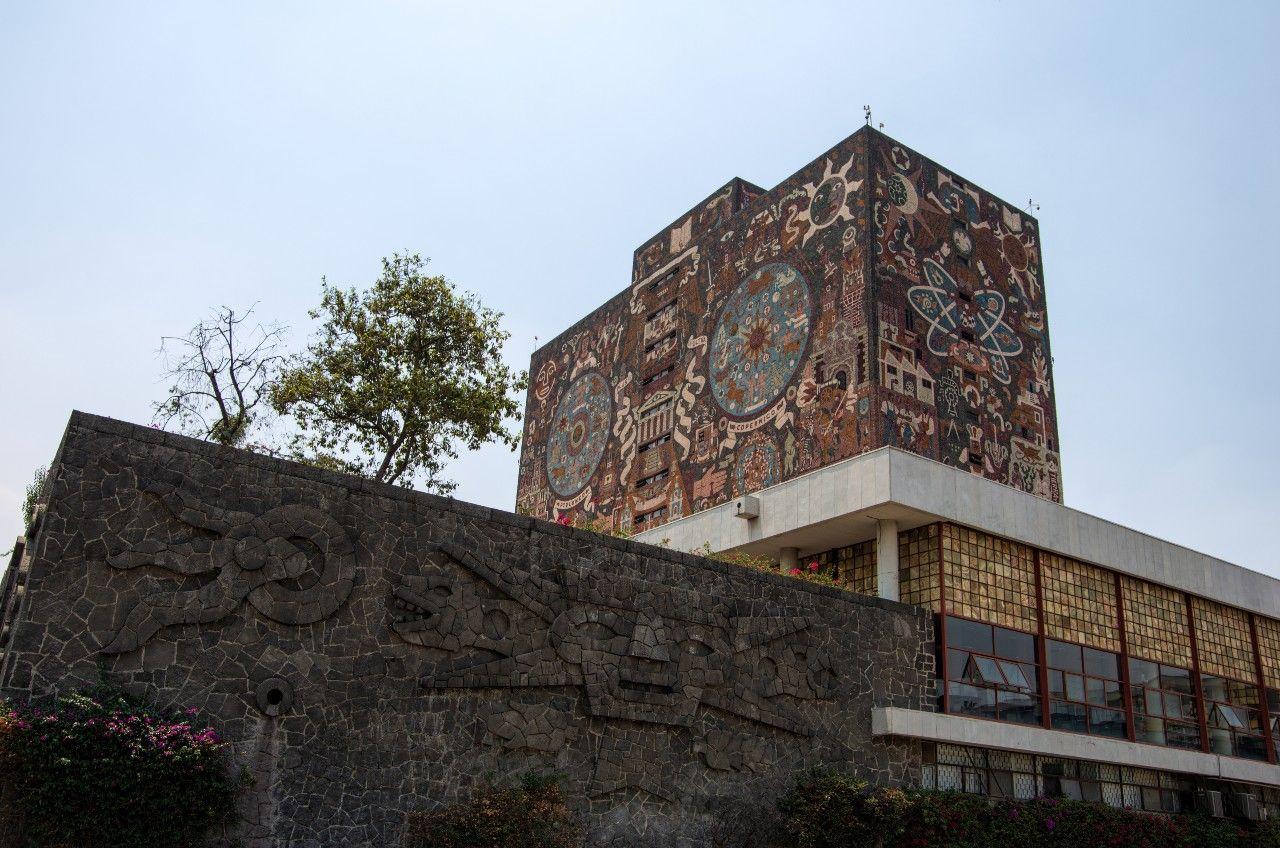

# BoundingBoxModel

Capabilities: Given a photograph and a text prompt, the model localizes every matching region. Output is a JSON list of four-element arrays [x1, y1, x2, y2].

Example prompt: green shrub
[[403, 774, 581, 848], [776, 772, 1280, 848], [776, 771, 907, 848], [0, 688, 243, 848]]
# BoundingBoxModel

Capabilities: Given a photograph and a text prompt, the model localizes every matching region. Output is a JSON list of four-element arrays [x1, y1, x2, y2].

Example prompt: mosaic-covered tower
[[516, 127, 1060, 531]]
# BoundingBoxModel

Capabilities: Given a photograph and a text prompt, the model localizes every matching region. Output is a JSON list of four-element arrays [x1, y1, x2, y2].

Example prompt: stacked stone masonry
[[0, 412, 933, 847]]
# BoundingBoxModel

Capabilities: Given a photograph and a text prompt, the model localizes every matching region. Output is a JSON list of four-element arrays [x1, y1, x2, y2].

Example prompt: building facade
[[516, 126, 1062, 533], [636, 446, 1280, 818]]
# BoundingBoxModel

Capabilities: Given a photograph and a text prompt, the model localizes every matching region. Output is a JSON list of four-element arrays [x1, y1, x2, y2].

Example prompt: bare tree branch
[[153, 304, 289, 448]]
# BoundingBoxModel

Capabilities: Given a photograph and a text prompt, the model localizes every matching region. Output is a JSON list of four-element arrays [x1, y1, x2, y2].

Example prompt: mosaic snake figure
[[100, 483, 355, 654]]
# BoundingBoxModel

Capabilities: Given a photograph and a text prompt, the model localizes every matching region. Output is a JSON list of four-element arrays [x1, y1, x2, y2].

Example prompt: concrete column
[[875, 519, 900, 601], [779, 547, 799, 571]]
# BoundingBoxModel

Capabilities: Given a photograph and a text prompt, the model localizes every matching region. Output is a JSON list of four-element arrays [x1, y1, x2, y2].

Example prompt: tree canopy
[[270, 253, 526, 493]]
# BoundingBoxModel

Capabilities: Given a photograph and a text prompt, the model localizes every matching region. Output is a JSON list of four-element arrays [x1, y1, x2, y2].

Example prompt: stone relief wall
[[516, 126, 1061, 533], [1, 413, 932, 847]]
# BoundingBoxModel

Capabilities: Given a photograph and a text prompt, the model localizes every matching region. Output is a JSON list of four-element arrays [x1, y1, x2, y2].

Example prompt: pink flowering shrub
[[0, 688, 244, 848]]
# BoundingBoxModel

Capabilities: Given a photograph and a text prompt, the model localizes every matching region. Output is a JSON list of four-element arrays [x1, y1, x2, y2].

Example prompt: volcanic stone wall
[[516, 126, 1060, 533], [1, 413, 932, 847]]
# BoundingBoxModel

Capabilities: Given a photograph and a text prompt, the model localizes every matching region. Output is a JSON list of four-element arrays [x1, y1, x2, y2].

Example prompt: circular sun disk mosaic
[[546, 371, 611, 497], [708, 262, 812, 417]]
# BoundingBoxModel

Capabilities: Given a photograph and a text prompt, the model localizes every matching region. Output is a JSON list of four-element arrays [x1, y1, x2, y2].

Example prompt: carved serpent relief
[[96, 469, 355, 654], [388, 543, 837, 739]]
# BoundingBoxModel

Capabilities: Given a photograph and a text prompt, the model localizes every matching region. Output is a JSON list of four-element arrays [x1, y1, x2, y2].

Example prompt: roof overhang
[[633, 447, 1280, 619]]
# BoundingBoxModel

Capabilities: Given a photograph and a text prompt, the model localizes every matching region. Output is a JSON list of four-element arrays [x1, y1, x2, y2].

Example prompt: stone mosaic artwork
[[517, 127, 1061, 532], [1, 414, 932, 847]]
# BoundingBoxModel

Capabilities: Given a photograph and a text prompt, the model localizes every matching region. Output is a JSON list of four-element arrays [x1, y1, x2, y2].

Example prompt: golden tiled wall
[[941, 524, 1038, 633], [899, 524, 941, 611], [1256, 616, 1280, 690], [1040, 553, 1121, 652], [817, 540, 876, 595], [1121, 576, 1192, 668], [1191, 597, 1256, 682]]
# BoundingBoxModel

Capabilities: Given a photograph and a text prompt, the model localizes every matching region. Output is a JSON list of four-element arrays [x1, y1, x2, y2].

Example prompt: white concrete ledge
[[872, 707, 1280, 788], [635, 447, 1280, 619]]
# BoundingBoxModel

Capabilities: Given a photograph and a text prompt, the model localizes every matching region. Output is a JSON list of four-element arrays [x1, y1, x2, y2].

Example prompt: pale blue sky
[[2, 2, 1278, 576]]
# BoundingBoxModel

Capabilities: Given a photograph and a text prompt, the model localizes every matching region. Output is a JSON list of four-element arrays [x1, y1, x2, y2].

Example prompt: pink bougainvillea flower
[[807, 561, 820, 572], [789, 567, 803, 576]]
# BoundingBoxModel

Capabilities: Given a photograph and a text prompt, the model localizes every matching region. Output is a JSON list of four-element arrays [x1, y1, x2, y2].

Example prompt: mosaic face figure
[[546, 371, 612, 497], [709, 263, 812, 417]]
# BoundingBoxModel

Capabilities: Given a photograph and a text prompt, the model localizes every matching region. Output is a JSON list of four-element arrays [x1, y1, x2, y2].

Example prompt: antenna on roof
[[863, 105, 872, 126], [1027, 198, 1040, 214]]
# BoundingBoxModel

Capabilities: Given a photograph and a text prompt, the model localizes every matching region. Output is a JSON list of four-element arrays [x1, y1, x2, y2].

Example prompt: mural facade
[[517, 127, 1061, 531]]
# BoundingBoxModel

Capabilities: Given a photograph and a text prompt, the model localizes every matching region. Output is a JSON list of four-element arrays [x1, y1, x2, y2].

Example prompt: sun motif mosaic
[[908, 259, 1023, 384], [546, 371, 612, 497], [709, 262, 811, 417]]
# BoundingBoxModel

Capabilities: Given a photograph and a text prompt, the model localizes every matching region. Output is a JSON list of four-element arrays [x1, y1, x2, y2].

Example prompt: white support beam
[[875, 519, 900, 601]]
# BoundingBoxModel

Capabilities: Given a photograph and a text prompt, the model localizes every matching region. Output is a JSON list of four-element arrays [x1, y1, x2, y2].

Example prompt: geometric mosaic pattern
[[899, 524, 942, 612], [1191, 596, 1257, 682], [1256, 615, 1280, 690], [1121, 576, 1193, 669], [940, 524, 1038, 633], [1040, 553, 1121, 652]]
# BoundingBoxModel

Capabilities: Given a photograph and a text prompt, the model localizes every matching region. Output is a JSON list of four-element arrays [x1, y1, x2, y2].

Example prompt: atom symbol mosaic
[[908, 259, 1022, 384], [709, 262, 812, 417], [546, 371, 611, 497]]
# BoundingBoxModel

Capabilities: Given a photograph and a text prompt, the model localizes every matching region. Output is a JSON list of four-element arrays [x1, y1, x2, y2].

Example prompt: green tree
[[270, 253, 526, 493], [19, 466, 48, 526], [152, 305, 288, 448]]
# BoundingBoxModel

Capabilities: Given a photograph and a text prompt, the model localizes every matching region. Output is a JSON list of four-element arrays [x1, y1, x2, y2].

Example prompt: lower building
[[635, 445, 1280, 820]]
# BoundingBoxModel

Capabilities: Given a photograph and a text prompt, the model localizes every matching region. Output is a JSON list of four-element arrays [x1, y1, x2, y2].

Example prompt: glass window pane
[[1135, 716, 1166, 745], [998, 689, 1041, 725], [1209, 727, 1233, 755], [1089, 707, 1127, 738], [999, 660, 1033, 691], [974, 655, 1005, 685], [1086, 677, 1106, 706], [1104, 680, 1124, 709], [1129, 658, 1159, 688], [1161, 666, 1193, 695], [1083, 647, 1119, 679], [948, 617, 993, 654], [948, 682, 997, 719], [995, 627, 1036, 662], [1046, 639, 1082, 672], [947, 649, 970, 681], [1237, 734, 1268, 761], [1164, 692, 1189, 720], [1166, 722, 1201, 749], [1048, 669, 1066, 696], [1051, 699, 1087, 733], [1066, 673, 1085, 702]]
